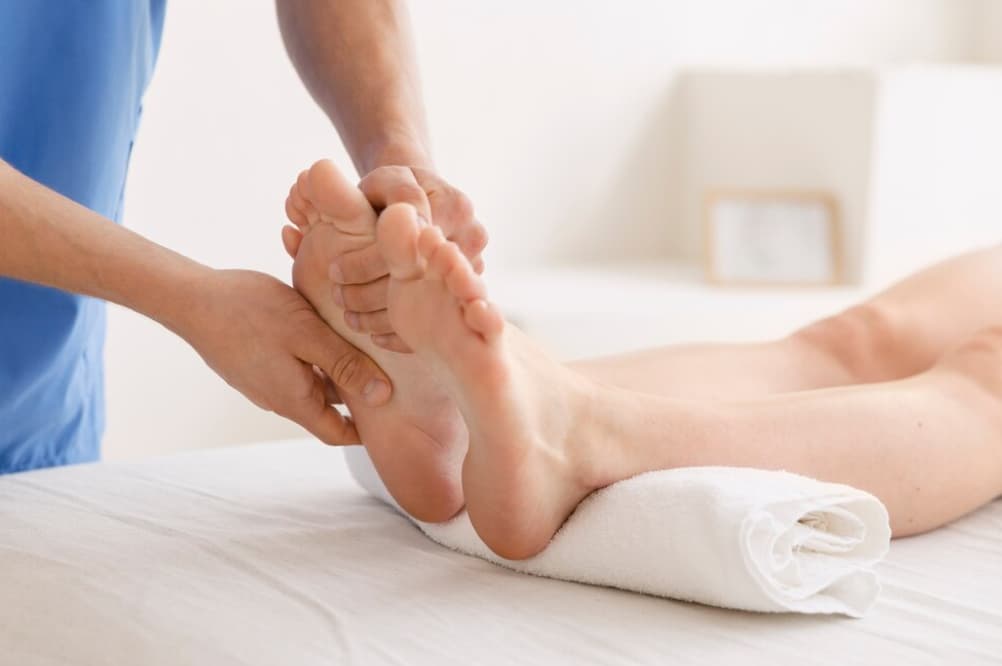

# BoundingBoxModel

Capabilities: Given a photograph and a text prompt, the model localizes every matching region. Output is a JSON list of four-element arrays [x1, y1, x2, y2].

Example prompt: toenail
[[329, 262, 345, 283], [416, 215, 430, 227], [332, 286, 345, 307], [362, 379, 391, 406], [345, 311, 360, 330]]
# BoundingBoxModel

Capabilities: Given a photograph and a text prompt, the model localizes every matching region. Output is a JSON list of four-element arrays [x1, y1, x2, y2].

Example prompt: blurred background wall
[[105, 0, 1002, 459]]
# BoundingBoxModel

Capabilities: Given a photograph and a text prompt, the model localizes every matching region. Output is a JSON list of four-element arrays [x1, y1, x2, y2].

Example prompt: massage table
[[2, 438, 999, 665]]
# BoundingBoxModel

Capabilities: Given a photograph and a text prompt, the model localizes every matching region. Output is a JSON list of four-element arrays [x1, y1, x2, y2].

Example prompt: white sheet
[[2, 439, 1000, 665]]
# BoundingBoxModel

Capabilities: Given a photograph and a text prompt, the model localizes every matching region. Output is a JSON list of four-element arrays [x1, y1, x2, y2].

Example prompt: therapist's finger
[[372, 333, 412, 354], [312, 365, 343, 406], [333, 276, 389, 313], [343, 309, 395, 336], [410, 168, 473, 239], [296, 317, 393, 408], [293, 363, 360, 445], [329, 244, 388, 286], [359, 165, 433, 221], [451, 219, 489, 260], [323, 375, 342, 406]]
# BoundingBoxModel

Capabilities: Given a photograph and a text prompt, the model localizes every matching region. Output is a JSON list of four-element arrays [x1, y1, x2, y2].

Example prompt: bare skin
[[0, 159, 397, 447], [375, 205, 594, 557], [0, 0, 482, 450], [371, 204, 1002, 560], [278, 0, 488, 349], [570, 247, 1002, 401], [286, 160, 471, 522], [285, 160, 1002, 556]]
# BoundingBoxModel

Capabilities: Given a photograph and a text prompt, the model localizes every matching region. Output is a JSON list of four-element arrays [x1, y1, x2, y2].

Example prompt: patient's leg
[[572, 245, 1002, 400], [376, 208, 1002, 558], [603, 339, 1002, 540], [568, 341, 844, 401], [286, 160, 468, 522]]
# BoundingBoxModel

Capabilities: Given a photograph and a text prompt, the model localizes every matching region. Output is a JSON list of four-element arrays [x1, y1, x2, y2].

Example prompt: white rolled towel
[[344, 447, 890, 617]]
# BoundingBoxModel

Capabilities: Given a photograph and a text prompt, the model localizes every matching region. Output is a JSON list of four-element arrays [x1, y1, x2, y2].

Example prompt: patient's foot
[[376, 204, 604, 559], [286, 160, 467, 522]]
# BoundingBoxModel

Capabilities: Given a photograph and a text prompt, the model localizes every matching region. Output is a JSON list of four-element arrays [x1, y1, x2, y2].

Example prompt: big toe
[[306, 159, 372, 227], [378, 203, 425, 280]]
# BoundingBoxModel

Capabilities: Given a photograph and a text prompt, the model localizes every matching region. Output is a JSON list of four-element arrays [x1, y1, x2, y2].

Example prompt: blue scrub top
[[0, 2, 166, 473]]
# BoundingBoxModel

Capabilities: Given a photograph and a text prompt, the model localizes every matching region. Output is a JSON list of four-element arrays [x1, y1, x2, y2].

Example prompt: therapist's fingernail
[[345, 311, 360, 331], [416, 214, 430, 227], [362, 379, 391, 406], [329, 262, 344, 283], [332, 286, 345, 308]]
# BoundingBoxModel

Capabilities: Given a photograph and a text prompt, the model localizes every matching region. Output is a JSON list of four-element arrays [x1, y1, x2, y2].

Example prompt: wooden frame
[[703, 189, 843, 287]]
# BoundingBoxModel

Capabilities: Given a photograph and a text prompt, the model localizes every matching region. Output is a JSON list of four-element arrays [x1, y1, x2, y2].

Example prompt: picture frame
[[703, 189, 843, 286]]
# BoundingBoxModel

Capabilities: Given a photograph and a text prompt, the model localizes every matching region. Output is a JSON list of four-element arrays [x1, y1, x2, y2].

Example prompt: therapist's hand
[[281, 166, 488, 348], [355, 165, 487, 274], [175, 268, 392, 445]]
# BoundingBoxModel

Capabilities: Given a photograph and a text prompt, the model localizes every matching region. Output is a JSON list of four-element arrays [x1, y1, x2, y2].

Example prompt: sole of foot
[[286, 160, 468, 523], [376, 202, 600, 559]]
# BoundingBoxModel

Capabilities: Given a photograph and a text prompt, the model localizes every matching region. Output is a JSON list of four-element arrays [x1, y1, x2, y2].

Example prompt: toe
[[442, 251, 486, 303], [293, 172, 315, 217], [287, 178, 315, 227], [377, 203, 425, 280], [306, 159, 373, 231], [281, 225, 304, 259], [416, 225, 447, 264], [425, 239, 484, 302], [426, 239, 466, 282], [285, 195, 309, 229], [463, 299, 505, 341]]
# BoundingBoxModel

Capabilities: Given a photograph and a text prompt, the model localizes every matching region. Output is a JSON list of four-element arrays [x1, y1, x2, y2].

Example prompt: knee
[[939, 326, 1002, 398], [792, 302, 916, 383], [957, 325, 1002, 351]]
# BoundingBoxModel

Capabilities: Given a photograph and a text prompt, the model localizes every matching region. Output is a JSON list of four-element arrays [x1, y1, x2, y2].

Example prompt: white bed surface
[[2, 439, 1000, 665]]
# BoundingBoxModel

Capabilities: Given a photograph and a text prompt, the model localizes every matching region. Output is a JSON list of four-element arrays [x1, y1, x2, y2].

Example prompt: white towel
[[344, 447, 890, 617]]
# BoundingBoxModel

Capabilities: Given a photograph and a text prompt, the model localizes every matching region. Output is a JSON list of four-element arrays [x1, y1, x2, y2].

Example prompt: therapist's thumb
[[301, 323, 393, 408]]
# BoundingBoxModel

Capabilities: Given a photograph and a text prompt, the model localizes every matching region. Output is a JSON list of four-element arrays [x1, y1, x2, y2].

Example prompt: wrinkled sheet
[[1, 439, 1000, 665]]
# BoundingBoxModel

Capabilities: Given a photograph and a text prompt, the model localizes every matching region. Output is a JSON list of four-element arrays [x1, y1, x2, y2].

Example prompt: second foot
[[377, 202, 606, 559]]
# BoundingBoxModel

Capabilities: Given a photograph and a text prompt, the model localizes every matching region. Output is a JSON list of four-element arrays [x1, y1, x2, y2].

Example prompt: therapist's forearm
[[276, 0, 432, 174], [0, 158, 394, 442], [0, 159, 209, 332]]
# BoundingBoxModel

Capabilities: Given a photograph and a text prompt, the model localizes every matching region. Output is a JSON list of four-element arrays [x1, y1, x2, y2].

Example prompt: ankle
[[565, 376, 638, 492]]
